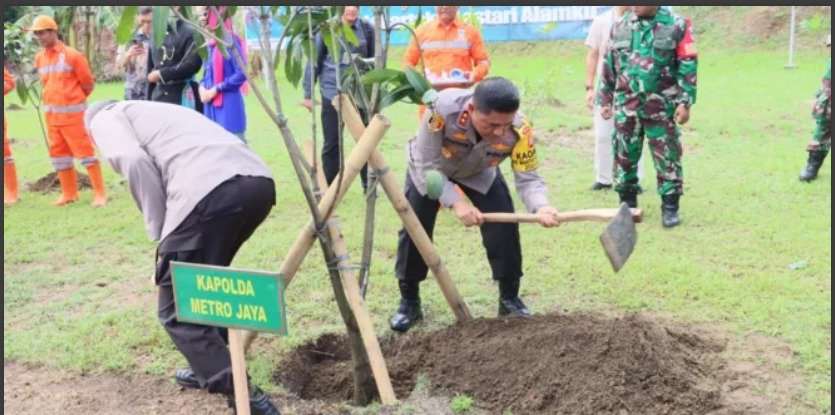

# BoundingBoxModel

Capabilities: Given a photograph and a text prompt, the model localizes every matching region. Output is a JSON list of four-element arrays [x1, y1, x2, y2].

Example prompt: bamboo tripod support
[[335, 95, 471, 322], [242, 115, 390, 351]]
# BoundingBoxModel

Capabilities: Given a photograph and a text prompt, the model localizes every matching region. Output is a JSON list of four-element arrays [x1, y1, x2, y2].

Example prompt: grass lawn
[[3, 38, 830, 412]]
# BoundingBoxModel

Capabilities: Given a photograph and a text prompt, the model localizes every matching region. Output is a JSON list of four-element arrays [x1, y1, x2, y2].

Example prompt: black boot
[[497, 279, 531, 317], [389, 281, 423, 332], [799, 150, 827, 182], [661, 194, 681, 228], [227, 385, 281, 415], [618, 190, 638, 208]]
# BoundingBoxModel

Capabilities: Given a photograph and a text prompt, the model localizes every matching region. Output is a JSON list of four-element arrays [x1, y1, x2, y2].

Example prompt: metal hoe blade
[[599, 203, 638, 272]]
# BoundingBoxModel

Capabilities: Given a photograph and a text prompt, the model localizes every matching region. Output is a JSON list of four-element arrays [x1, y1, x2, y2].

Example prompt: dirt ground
[[274, 312, 812, 415], [4, 311, 813, 415], [27, 170, 92, 193]]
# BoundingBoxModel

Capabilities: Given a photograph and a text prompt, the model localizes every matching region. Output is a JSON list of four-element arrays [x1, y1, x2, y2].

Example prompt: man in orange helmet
[[30, 14, 106, 207], [4, 65, 20, 205], [403, 6, 490, 119]]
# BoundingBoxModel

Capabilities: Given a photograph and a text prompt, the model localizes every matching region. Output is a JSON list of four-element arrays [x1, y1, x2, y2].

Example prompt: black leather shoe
[[389, 298, 423, 332], [661, 194, 681, 228], [174, 368, 200, 389], [589, 182, 612, 191], [227, 386, 281, 415], [498, 297, 532, 317]]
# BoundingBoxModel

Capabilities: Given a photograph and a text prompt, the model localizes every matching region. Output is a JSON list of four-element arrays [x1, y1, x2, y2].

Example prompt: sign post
[[171, 261, 288, 415]]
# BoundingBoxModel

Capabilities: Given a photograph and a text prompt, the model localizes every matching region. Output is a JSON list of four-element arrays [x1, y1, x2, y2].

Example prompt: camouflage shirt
[[406, 88, 549, 212], [813, 61, 831, 117], [596, 8, 698, 117]]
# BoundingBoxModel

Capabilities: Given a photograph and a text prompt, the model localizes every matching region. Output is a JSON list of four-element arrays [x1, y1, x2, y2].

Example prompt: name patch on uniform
[[511, 118, 539, 172]]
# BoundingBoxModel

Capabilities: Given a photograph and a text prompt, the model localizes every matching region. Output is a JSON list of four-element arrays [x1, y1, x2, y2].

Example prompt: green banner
[[171, 261, 288, 335]]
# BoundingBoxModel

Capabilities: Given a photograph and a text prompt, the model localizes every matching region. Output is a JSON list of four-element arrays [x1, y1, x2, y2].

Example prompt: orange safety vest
[[34, 40, 94, 125], [402, 18, 490, 89]]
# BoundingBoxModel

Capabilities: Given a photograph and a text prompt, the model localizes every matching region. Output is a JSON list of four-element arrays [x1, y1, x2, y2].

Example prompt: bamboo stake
[[336, 95, 471, 321]]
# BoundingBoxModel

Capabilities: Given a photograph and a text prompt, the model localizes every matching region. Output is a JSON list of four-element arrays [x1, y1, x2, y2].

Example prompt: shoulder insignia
[[456, 110, 471, 128], [428, 112, 445, 132]]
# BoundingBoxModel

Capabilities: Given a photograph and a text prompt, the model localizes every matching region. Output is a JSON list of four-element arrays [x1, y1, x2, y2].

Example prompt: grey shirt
[[87, 100, 273, 242], [407, 88, 550, 212]]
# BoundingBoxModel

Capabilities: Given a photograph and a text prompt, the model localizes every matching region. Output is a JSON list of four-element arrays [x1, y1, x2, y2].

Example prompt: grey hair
[[84, 100, 119, 131]]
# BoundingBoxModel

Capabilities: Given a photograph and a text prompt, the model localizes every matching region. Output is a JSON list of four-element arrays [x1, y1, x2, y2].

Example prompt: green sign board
[[171, 261, 288, 335]]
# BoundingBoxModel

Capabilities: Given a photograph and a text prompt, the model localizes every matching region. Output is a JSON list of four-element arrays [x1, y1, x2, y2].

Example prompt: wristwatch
[[585, 85, 594, 91]]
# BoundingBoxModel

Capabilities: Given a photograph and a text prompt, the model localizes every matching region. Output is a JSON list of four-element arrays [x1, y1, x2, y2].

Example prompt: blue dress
[[200, 37, 247, 137]]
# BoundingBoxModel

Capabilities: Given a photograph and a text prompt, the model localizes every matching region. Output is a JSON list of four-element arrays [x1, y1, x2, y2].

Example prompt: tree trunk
[[253, 9, 377, 404]]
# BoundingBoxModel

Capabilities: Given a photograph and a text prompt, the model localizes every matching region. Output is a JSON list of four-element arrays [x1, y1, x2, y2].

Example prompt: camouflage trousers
[[806, 99, 831, 154], [612, 112, 683, 196]]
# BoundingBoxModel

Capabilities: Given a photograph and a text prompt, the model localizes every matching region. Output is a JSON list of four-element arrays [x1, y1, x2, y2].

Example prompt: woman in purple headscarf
[[198, 6, 249, 143]]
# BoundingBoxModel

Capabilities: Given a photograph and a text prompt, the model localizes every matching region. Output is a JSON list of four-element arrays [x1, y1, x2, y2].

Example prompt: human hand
[[198, 86, 217, 103], [585, 89, 595, 110], [536, 206, 560, 227], [674, 104, 690, 125], [147, 70, 161, 83], [126, 44, 144, 58], [453, 201, 484, 227], [301, 98, 313, 113], [600, 106, 613, 120]]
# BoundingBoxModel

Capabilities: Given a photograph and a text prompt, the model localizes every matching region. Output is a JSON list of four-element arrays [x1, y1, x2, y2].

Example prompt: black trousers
[[321, 96, 368, 189], [394, 169, 523, 283], [155, 175, 275, 395]]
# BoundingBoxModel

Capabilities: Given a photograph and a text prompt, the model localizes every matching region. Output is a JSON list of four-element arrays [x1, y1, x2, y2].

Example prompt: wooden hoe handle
[[482, 208, 643, 224]]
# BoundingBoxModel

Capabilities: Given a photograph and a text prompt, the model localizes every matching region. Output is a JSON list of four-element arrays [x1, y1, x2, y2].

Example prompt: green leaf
[[404, 67, 432, 96], [15, 77, 28, 105], [360, 68, 401, 85], [379, 83, 415, 110], [213, 21, 228, 58], [152, 6, 170, 47], [322, 29, 338, 62], [342, 22, 358, 47], [115, 6, 138, 46], [224, 6, 237, 21], [415, 7, 423, 28], [192, 30, 208, 62]]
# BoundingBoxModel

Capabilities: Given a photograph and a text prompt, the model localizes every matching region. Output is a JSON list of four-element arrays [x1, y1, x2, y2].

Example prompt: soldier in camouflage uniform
[[596, 6, 698, 228], [390, 77, 560, 332], [799, 34, 831, 182]]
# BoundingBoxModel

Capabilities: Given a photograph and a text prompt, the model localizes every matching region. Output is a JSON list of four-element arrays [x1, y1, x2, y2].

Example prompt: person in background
[[4, 65, 20, 205], [597, 6, 698, 228], [147, 7, 203, 112], [30, 14, 107, 207], [798, 34, 831, 182], [115, 6, 152, 101], [198, 6, 249, 142], [584, 5, 644, 191], [302, 6, 375, 190], [402, 6, 490, 103]]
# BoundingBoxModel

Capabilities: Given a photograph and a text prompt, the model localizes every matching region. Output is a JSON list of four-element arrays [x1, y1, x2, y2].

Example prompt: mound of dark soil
[[27, 170, 92, 193], [275, 313, 725, 414]]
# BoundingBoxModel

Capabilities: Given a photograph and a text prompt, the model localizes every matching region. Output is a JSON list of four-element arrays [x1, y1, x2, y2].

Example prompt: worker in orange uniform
[[30, 15, 106, 207], [4, 66, 20, 205], [402, 6, 490, 120]]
